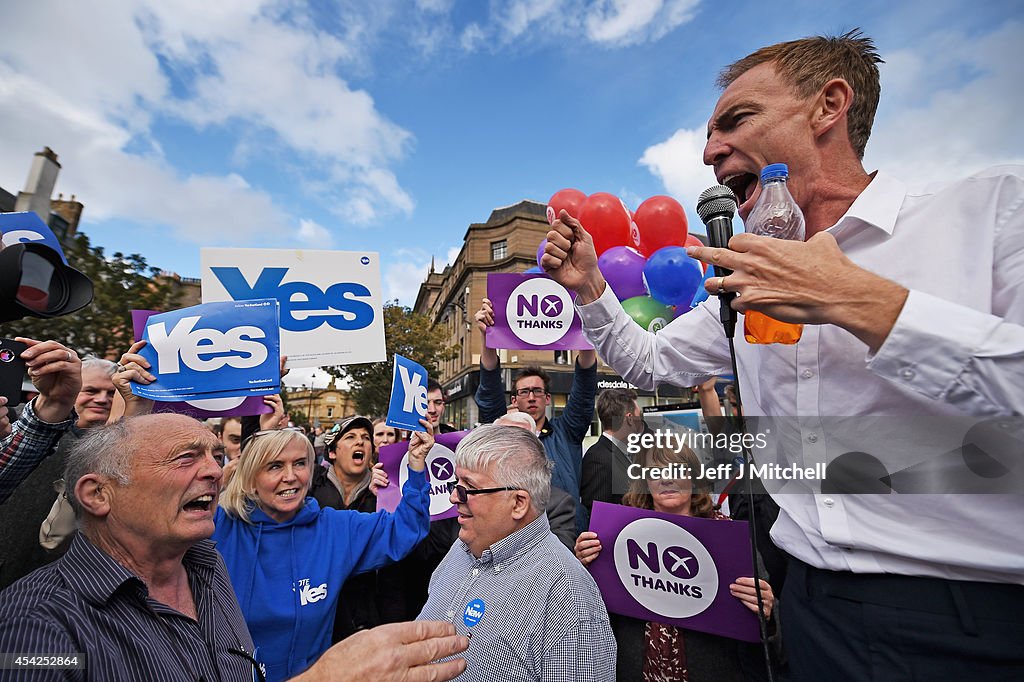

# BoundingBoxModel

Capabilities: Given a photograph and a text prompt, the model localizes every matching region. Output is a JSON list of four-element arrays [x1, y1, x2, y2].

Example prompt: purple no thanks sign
[[376, 430, 468, 521], [587, 501, 759, 642], [486, 273, 593, 351]]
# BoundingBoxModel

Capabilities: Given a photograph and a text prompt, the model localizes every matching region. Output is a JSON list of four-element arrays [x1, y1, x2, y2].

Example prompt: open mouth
[[183, 494, 214, 512], [722, 172, 759, 207], [277, 488, 300, 498], [351, 451, 366, 464]]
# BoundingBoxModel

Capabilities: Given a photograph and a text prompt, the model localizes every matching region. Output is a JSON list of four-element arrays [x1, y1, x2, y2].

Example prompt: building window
[[491, 239, 507, 260], [327, 407, 334, 418], [554, 350, 570, 365]]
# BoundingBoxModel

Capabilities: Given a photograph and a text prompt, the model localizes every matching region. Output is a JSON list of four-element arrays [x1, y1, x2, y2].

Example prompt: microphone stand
[[698, 187, 775, 682]]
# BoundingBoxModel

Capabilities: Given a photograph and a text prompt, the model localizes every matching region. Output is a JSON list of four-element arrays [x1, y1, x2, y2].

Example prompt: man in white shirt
[[543, 29, 1024, 680]]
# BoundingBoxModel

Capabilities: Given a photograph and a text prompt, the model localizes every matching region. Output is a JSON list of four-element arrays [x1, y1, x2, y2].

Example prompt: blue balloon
[[643, 246, 703, 306], [690, 262, 714, 307], [524, 265, 544, 274]]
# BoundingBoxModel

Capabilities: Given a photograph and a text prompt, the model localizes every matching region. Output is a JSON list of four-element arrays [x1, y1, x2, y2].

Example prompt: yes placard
[[486, 273, 593, 351], [201, 248, 385, 369], [132, 299, 281, 402], [386, 354, 429, 432]]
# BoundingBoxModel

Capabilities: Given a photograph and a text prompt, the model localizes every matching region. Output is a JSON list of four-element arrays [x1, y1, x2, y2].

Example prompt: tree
[[329, 302, 457, 417], [1, 231, 182, 358]]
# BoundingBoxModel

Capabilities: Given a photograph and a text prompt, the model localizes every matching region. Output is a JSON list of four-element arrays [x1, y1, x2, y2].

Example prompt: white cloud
[[297, 218, 333, 247], [638, 127, 717, 209], [469, 0, 700, 51], [0, 0, 416, 250]]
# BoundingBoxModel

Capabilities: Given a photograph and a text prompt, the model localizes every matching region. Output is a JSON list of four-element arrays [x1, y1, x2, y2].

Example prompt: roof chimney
[[14, 147, 62, 220]]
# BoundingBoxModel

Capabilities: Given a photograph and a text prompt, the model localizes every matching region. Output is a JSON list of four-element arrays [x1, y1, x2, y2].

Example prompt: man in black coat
[[580, 388, 645, 524]]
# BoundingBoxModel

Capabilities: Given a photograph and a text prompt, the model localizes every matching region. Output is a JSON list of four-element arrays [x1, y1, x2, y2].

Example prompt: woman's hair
[[219, 429, 314, 523], [622, 444, 714, 518]]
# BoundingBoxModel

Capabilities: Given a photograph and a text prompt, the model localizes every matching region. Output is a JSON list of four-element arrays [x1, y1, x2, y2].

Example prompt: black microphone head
[[696, 185, 738, 224]]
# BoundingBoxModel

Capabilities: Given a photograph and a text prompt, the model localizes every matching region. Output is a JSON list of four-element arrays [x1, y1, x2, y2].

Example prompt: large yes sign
[[133, 299, 281, 402], [201, 248, 386, 369]]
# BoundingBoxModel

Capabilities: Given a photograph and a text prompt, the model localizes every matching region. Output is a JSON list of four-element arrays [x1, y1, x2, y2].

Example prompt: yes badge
[[463, 599, 485, 630]]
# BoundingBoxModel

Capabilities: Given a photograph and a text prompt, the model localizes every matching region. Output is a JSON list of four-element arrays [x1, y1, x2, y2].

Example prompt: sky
[[3, 0, 1023, 390]]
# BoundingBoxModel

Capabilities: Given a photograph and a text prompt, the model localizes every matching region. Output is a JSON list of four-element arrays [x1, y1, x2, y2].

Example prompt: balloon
[[597, 246, 647, 301], [579, 192, 632, 258], [690, 262, 714, 306], [622, 295, 673, 333], [634, 195, 688, 256], [643, 246, 703, 306], [684, 233, 707, 272], [524, 265, 544, 274], [546, 188, 587, 225], [536, 239, 547, 267]]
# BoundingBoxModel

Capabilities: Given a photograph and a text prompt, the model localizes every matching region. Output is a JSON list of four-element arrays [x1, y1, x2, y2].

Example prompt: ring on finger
[[716, 277, 727, 295], [115, 363, 125, 373]]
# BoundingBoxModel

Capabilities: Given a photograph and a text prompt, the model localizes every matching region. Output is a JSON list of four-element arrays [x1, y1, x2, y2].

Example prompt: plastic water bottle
[[743, 163, 805, 345]]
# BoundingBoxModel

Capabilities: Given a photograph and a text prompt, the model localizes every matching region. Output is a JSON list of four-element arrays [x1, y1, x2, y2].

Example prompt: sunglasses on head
[[241, 426, 305, 450], [446, 481, 524, 504]]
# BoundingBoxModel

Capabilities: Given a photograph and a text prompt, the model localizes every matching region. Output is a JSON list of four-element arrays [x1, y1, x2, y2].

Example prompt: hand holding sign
[[368, 463, 389, 495], [574, 531, 603, 567], [387, 355, 431, 431], [729, 577, 774, 619], [113, 340, 156, 417], [407, 419, 434, 472]]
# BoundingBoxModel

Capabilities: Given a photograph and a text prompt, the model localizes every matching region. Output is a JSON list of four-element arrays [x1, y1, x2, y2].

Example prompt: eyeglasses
[[241, 426, 305, 450], [514, 387, 547, 398], [447, 481, 524, 504]]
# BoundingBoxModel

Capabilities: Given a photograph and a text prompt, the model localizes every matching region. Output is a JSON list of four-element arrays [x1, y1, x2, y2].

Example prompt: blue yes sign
[[209, 267, 374, 332], [201, 249, 386, 369], [386, 354, 429, 432], [133, 299, 281, 402]]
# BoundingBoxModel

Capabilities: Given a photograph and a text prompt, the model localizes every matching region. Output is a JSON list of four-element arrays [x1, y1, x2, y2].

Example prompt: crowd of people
[[1, 28, 1021, 682]]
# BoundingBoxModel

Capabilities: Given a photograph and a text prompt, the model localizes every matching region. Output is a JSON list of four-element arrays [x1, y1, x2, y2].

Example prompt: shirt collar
[[59, 533, 218, 606], [469, 513, 551, 567], [603, 433, 629, 455], [828, 170, 907, 238]]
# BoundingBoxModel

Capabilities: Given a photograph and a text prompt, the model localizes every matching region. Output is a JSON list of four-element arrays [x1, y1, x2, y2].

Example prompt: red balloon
[[634, 195, 689, 257], [579, 192, 632, 257], [546, 188, 587, 225], [684, 233, 707, 272]]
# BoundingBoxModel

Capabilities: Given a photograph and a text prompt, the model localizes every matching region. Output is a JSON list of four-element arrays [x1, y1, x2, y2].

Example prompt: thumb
[[560, 209, 592, 247]]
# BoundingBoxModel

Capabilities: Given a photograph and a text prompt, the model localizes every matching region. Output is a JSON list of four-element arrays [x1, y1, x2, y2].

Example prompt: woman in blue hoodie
[[214, 424, 432, 682]]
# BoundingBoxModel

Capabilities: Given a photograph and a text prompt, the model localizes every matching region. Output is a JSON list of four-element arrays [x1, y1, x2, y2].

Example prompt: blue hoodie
[[213, 467, 429, 682]]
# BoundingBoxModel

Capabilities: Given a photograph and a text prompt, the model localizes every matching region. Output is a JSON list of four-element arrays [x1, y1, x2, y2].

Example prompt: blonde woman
[[213, 422, 433, 682]]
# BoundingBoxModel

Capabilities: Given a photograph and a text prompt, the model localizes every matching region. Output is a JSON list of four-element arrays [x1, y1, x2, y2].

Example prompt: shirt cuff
[[866, 289, 1001, 399], [575, 282, 619, 328]]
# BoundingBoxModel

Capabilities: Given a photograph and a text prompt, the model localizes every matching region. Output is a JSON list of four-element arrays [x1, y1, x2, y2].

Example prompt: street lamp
[[307, 371, 318, 428]]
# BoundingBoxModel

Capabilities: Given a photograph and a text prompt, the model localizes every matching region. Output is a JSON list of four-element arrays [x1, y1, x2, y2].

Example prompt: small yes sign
[[133, 299, 281, 403], [387, 354, 429, 432]]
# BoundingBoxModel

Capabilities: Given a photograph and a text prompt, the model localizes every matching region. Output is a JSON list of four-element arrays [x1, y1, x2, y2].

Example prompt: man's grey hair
[[80, 356, 117, 377], [64, 418, 135, 517], [455, 424, 552, 512]]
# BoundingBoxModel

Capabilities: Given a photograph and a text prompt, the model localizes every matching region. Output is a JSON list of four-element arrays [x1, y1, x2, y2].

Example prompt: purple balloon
[[537, 239, 547, 267], [598, 246, 648, 301]]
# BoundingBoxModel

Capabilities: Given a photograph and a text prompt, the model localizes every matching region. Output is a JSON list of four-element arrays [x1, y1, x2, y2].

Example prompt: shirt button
[[899, 368, 916, 381], [494, 565, 501, 573], [822, 497, 835, 508], [807, 433, 819, 443], [447, 610, 455, 619], [801, 369, 814, 379], [472, 568, 479, 577]]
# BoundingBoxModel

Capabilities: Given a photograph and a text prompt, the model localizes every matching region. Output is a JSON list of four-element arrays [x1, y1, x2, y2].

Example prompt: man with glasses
[[426, 380, 457, 434], [473, 298, 597, 530], [418, 424, 615, 681]]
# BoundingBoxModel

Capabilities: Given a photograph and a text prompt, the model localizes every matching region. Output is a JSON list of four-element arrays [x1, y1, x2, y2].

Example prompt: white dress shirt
[[577, 167, 1024, 584]]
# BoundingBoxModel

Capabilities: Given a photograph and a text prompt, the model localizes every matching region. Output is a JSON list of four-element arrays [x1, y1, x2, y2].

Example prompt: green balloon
[[621, 296, 672, 332]]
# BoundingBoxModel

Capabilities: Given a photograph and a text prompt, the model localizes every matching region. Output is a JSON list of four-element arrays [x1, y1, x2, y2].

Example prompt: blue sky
[[2, 0, 1023, 318]]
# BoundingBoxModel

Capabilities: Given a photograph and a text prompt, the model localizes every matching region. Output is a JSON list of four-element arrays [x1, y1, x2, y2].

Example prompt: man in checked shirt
[[418, 424, 616, 681]]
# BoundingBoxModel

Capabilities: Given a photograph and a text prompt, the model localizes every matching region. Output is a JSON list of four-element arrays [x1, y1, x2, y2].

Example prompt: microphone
[[696, 185, 739, 337]]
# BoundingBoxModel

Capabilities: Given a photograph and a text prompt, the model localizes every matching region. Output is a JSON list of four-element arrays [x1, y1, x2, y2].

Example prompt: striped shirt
[[418, 514, 616, 681], [0, 400, 75, 504], [0, 533, 260, 681]]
